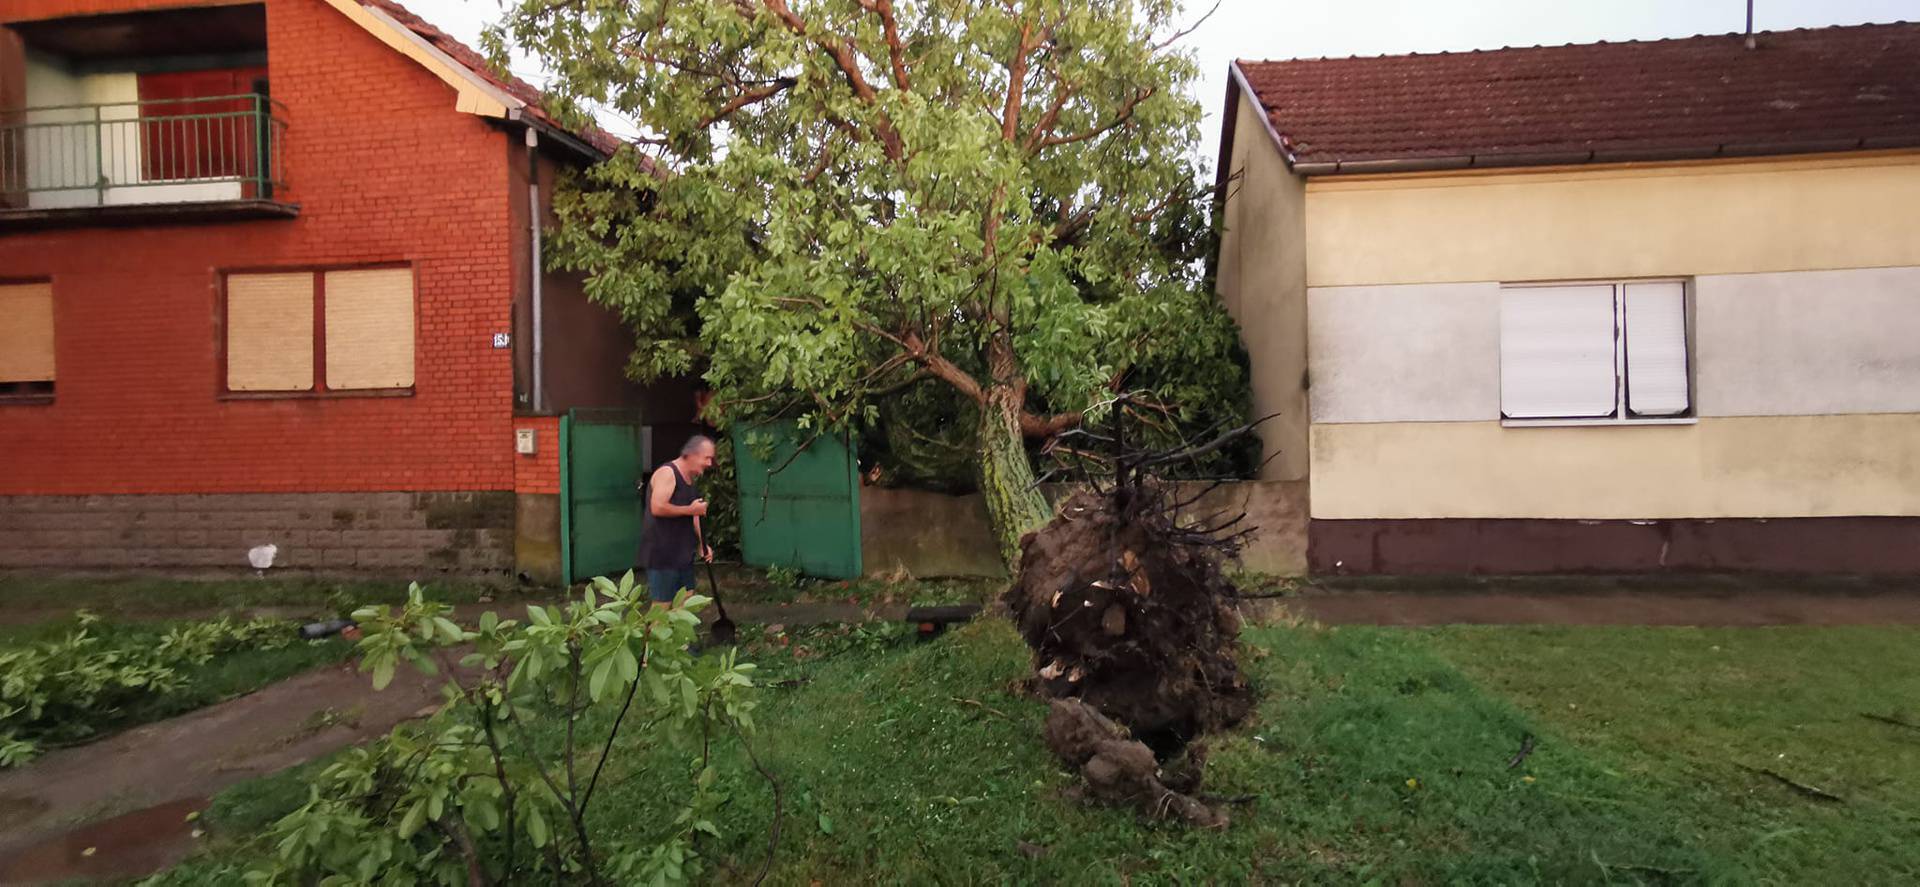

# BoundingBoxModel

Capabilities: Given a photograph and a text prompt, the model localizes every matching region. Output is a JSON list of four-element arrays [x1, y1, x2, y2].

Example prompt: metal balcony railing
[[0, 93, 287, 210]]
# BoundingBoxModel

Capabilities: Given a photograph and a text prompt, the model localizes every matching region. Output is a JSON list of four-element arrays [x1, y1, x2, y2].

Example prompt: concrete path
[[0, 662, 448, 885]]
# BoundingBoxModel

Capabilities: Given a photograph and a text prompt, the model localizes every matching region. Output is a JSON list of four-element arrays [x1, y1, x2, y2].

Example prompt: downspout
[[525, 126, 544, 413]]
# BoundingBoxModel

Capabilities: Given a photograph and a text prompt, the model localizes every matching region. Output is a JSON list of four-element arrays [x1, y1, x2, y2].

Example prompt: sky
[[400, 0, 1917, 167]]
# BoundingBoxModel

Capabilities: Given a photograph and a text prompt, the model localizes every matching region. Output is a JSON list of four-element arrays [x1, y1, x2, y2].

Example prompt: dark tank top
[[641, 462, 699, 569]]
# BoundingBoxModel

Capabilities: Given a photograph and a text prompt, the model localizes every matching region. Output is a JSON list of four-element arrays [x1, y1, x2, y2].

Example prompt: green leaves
[[496, 0, 1251, 502], [235, 576, 762, 884], [0, 614, 302, 767]]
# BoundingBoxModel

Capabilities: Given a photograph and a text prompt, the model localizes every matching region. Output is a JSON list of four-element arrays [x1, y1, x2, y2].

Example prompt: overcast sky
[[403, 0, 1917, 167]]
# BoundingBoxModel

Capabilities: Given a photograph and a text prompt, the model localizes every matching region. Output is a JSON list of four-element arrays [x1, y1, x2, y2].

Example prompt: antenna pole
[[1745, 0, 1757, 49]]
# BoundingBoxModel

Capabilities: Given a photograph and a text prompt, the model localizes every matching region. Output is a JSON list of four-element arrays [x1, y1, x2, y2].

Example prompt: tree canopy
[[494, 0, 1250, 565]]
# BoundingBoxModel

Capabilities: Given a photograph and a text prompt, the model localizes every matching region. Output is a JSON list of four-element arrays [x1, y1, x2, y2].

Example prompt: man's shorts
[[646, 567, 697, 604]]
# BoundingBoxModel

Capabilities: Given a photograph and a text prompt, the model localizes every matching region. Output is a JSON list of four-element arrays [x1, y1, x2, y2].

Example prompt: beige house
[[1214, 22, 1920, 574]]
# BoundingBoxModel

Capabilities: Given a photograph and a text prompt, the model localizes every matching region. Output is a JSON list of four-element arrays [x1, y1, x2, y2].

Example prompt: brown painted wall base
[[1309, 517, 1920, 575]]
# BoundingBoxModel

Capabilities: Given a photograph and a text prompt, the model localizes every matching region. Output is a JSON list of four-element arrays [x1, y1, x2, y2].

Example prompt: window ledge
[[0, 395, 55, 407], [219, 389, 414, 401], [1502, 417, 1698, 428]]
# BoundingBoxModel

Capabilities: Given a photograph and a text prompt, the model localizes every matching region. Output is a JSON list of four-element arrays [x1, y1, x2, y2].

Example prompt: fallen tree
[[1003, 399, 1267, 825]]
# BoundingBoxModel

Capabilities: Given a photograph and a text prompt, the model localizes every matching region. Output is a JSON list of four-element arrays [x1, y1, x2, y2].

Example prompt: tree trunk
[[977, 383, 1052, 571]]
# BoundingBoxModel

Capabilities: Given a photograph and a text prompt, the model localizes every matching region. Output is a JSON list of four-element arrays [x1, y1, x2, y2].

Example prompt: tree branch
[[1151, 0, 1223, 51], [1001, 21, 1035, 141], [1040, 87, 1155, 148], [1020, 410, 1082, 438], [857, 0, 913, 90], [701, 77, 798, 128], [758, 0, 905, 161]]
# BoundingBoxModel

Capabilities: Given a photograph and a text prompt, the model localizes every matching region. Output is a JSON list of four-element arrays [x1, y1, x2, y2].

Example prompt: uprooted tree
[[1005, 399, 1264, 826], [492, 0, 1249, 567]]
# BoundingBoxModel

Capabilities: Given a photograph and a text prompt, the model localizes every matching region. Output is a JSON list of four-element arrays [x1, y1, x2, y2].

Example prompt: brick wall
[[0, 0, 519, 496], [513, 416, 561, 495], [0, 492, 514, 573]]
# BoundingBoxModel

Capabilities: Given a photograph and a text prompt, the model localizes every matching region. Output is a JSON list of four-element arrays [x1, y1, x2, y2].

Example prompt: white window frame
[[1500, 278, 1697, 428]]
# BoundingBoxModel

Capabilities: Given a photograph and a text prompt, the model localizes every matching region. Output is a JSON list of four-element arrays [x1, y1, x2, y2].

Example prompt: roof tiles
[[1234, 23, 1920, 170]]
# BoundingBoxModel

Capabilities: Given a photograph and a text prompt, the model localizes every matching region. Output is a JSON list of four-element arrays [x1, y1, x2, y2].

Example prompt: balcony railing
[[0, 93, 287, 211]]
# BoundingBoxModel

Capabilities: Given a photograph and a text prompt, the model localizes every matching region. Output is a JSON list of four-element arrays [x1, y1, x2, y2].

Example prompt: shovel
[[696, 525, 737, 645]]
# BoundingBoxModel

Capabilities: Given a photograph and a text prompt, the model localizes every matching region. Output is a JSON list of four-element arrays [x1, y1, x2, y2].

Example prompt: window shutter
[[323, 268, 415, 390], [227, 272, 314, 391], [0, 283, 55, 383], [1500, 285, 1617, 418], [1624, 282, 1689, 416]]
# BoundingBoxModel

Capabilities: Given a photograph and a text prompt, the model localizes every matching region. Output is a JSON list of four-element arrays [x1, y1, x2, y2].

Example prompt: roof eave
[[508, 109, 614, 162], [1291, 136, 1920, 176]]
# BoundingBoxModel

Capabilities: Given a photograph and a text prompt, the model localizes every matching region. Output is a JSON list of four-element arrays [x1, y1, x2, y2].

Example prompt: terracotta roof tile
[[357, 0, 622, 157], [1235, 22, 1920, 170]]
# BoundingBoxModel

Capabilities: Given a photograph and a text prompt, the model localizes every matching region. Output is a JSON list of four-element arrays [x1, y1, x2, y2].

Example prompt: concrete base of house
[[1308, 517, 1920, 575], [513, 493, 564, 586], [0, 492, 517, 575], [858, 480, 1310, 580]]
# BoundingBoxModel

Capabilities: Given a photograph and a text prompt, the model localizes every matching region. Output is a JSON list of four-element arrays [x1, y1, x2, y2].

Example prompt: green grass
[[178, 619, 1920, 884], [1427, 626, 1920, 881], [706, 566, 1003, 608], [0, 575, 517, 620]]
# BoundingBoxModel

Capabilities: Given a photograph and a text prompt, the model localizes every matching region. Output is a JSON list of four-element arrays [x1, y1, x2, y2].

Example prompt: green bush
[[0, 612, 294, 767], [160, 577, 763, 886]]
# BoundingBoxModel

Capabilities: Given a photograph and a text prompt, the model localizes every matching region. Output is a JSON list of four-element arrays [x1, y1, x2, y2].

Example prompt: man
[[642, 435, 716, 604]]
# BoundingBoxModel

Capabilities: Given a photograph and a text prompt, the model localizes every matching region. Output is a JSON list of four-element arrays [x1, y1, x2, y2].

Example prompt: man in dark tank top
[[642, 435, 716, 604]]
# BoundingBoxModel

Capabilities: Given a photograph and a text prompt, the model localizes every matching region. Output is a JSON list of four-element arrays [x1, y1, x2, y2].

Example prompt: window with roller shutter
[[0, 282, 56, 402], [1499, 280, 1692, 423], [221, 266, 415, 396]]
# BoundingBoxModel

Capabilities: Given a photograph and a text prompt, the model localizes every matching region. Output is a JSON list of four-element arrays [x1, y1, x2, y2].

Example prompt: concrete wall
[[1213, 90, 1308, 481], [1302, 151, 1920, 287], [858, 480, 1309, 578], [861, 486, 1005, 579], [0, 491, 514, 573]]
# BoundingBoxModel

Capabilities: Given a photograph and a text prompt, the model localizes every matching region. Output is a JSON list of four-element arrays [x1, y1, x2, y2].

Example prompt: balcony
[[0, 93, 293, 226]]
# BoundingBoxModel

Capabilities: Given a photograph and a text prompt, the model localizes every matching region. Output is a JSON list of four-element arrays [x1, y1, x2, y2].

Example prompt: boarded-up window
[[223, 265, 414, 395], [227, 272, 315, 391], [1500, 281, 1692, 422], [0, 282, 56, 399], [323, 268, 415, 390]]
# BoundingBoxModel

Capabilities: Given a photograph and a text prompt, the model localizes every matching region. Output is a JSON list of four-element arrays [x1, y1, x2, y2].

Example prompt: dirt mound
[[1004, 487, 1253, 757]]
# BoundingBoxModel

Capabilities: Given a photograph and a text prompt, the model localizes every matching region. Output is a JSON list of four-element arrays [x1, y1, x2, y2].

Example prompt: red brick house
[[0, 0, 690, 581]]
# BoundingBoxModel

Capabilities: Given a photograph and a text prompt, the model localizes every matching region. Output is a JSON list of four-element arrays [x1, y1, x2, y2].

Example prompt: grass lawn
[[702, 565, 1003, 608], [0, 574, 517, 621], [177, 616, 1920, 884]]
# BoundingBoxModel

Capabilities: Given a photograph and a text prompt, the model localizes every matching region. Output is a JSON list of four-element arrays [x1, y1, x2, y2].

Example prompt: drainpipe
[[526, 126, 544, 413]]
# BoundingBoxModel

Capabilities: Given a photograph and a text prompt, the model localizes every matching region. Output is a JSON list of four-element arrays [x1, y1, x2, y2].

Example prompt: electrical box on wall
[[515, 428, 537, 455]]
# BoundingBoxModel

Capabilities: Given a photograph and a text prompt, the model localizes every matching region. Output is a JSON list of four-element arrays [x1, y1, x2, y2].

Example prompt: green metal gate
[[732, 424, 863, 579], [561, 409, 651, 585]]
